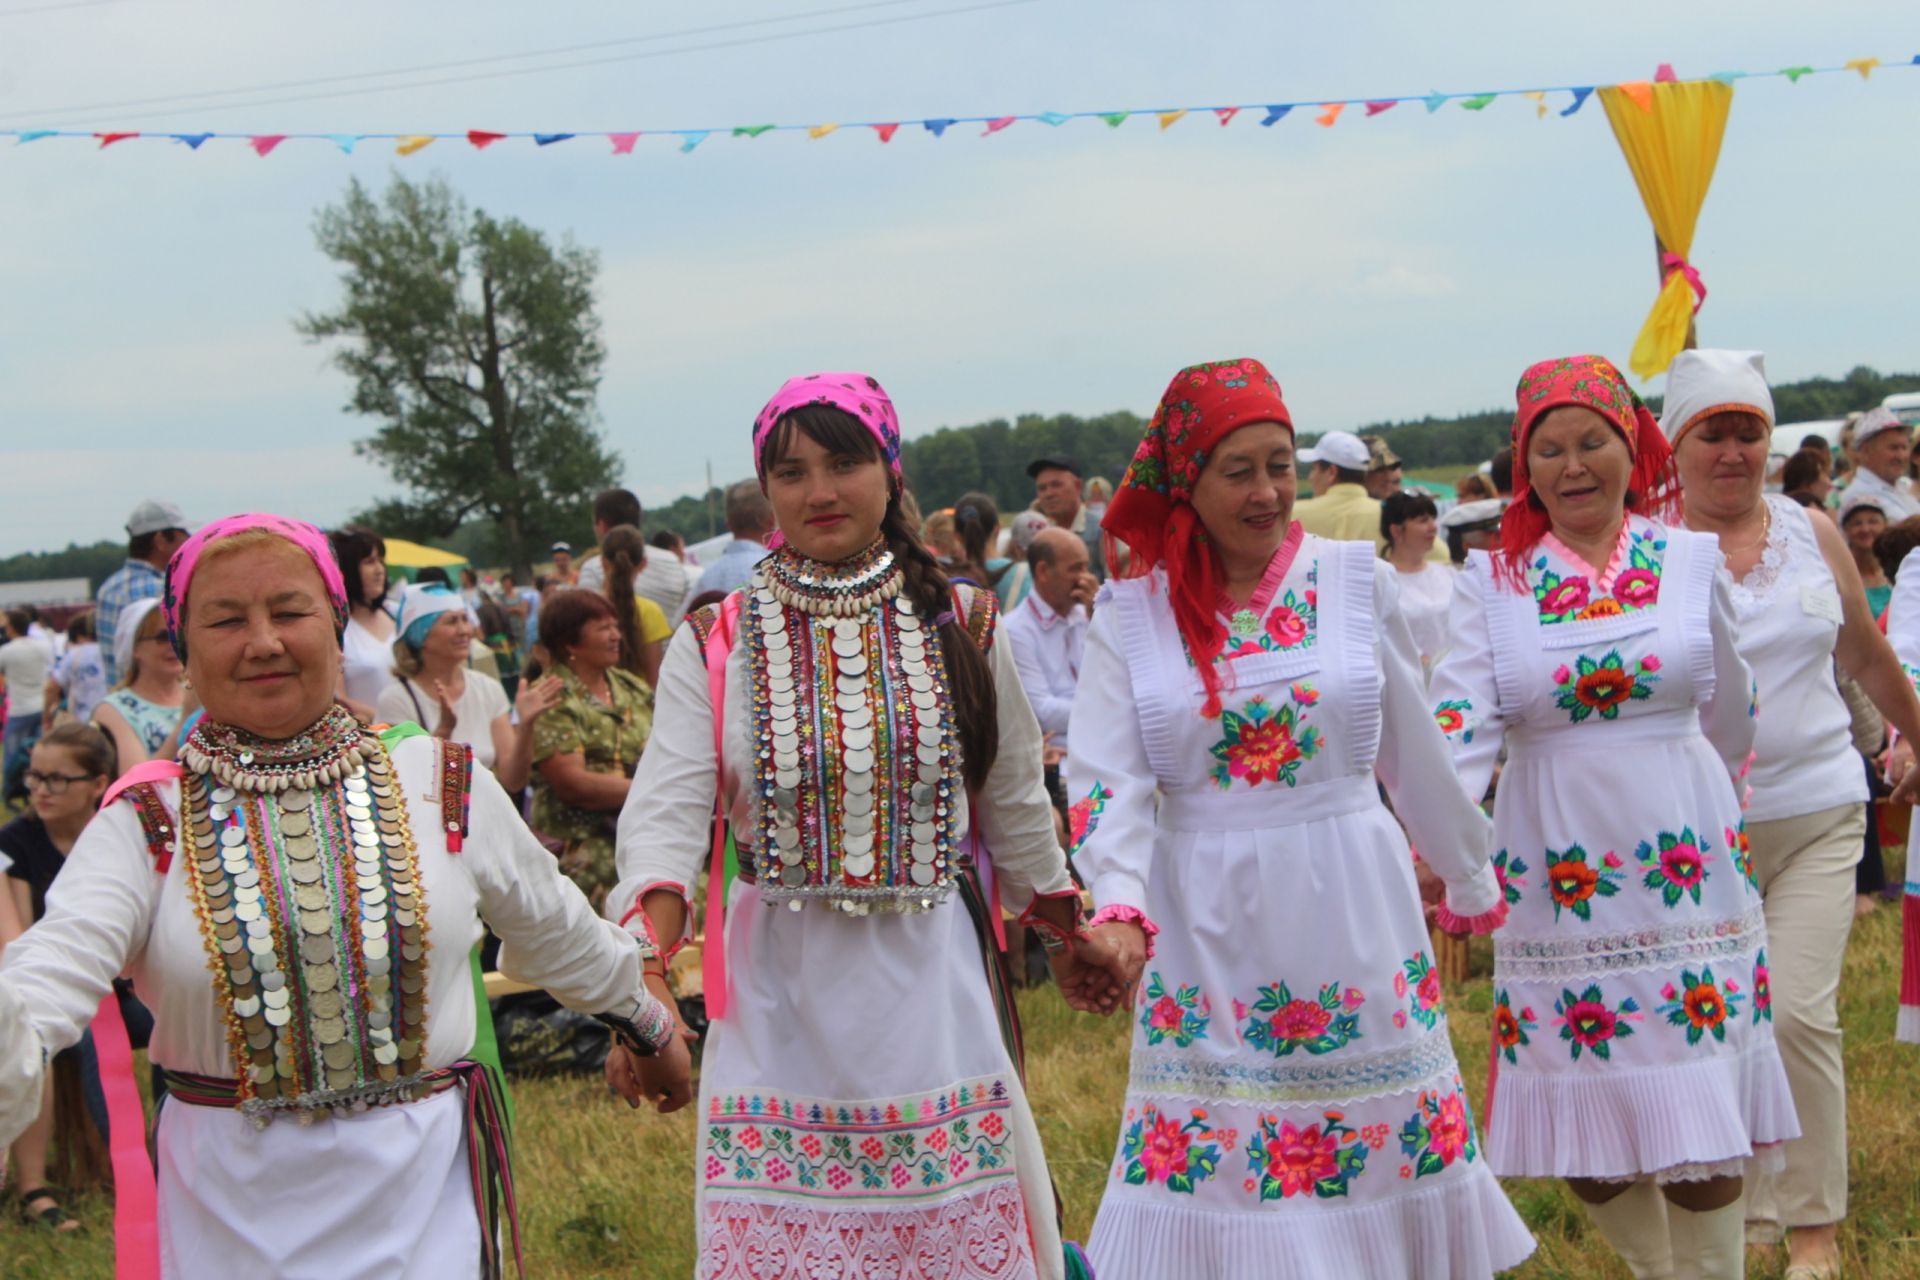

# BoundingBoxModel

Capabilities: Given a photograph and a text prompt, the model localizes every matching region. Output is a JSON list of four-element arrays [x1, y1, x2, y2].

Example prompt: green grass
[[7, 909, 1919, 1278]]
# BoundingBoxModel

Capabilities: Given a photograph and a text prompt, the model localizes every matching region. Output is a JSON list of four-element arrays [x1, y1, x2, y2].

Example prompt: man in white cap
[[1294, 429, 1385, 550], [1838, 406, 1920, 520], [95, 499, 188, 683]]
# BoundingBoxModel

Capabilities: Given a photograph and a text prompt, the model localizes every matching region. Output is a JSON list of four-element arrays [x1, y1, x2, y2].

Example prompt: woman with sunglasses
[[2, 722, 117, 1233]]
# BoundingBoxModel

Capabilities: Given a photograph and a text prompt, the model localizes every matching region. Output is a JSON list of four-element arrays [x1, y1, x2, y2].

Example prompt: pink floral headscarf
[[162, 513, 348, 660], [751, 372, 902, 484]]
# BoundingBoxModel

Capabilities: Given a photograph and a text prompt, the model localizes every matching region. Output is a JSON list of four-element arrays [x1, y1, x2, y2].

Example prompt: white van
[[1882, 392, 1920, 427], [1771, 419, 1846, 457]]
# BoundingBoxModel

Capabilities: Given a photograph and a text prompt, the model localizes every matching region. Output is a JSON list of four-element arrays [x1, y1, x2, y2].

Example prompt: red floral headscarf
[[1104, 358, 1293, 716], [1497, 354, 1678, 590]]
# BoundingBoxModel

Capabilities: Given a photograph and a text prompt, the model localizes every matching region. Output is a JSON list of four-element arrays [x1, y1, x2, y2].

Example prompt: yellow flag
[[1846, 57, 1881, 80], [1157, 110, 1187, 131], [807, 123, 839, 139], [396, 135, 435, 156], [1526, 91, 1547, 119], [1598, 80, 1734, 378]]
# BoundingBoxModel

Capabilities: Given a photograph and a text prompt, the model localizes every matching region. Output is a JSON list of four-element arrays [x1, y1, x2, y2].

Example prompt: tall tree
[[298, 174, 618, 576]]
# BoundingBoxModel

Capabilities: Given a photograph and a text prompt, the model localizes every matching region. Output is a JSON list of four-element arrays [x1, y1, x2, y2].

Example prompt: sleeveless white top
[[1729, 494, 1868, 823]]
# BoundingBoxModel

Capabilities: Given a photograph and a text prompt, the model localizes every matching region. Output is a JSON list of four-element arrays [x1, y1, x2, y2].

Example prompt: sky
[[0, 0, 1914, 555]]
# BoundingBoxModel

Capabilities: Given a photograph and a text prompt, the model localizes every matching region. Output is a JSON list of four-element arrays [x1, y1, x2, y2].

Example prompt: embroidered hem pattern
[[703, 1076, 1021, 1202], [700, 1179, 1039, 1280]]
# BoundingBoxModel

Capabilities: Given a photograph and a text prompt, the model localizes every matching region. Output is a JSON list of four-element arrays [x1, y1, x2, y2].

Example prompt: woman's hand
[[428, 679, 459, 739], [515, 673, 565, 725], [1887, 737, 1920, 805], [604, 1032, 694, 1114], [1052, 921, 1147, 1015]]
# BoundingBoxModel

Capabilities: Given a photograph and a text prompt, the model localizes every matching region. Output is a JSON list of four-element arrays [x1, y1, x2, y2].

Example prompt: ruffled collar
[[758, 538, 904, 617], [180, 703, 373, 793]]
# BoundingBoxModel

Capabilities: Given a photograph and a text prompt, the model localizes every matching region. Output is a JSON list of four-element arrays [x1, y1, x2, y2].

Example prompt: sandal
[[17, 1185, 81, 1233]]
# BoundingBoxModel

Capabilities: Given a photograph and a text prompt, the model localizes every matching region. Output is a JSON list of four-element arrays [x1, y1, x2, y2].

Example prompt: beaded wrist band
[[598, 992, 676, 1057], [1088, 905, 1160, 961], [1027, 915, 1090, 956]]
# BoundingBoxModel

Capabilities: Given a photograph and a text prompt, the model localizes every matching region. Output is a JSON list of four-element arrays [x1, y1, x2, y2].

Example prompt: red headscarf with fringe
[[1103, 358, 1294, 717], [1497, 354, 1679, 591]]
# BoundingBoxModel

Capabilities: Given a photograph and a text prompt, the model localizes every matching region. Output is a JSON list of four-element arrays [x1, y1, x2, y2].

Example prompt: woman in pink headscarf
[[0, 514, 681, 1279], [607, 373, 1130, 1280]]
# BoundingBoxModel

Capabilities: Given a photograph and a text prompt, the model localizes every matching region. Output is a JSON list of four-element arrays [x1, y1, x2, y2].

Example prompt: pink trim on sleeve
[[1434, 897, 1509, 936], [1089, 903, 1160, 960]]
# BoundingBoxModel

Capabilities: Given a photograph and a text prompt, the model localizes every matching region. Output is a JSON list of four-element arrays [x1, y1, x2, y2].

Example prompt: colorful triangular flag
[[1259, 105, 1290, 126], [679, 131, 709, 153], [983, 116, 1016, 135], [1157, 109, 1187, 130], [1616, 80, 1655, 112], [249, 134, 287, 156], [534, 133, 574, 146], [609, 132, 640, 154], [173, 133, 212, 149], [16, 131, 54, 144], [1038, 111, 1070, 126], [871, 123, 900, 142], [467, 130, 507, 149], [1846, 57, 1881, 80], [807, 123, 839, 139], [1316, 103, 1345, 127], [1100, 112, 1129, 128], [1561, 87, 1593, 116], [1424, 92, 1447, 113], [1781, 66, 1813, 82], [327, 135, 359, 153], [1213, 106, 1240, 126], [395, 135, 434, 155], [1654, 63, 1678, 83], [1525, 91, 1548, 118], [95, 132, 138, 148], [1460, 94, 1496, 110], [733, 124, 775, 138], [924, 118, 955, 137], [1364, 100, 1396, 116]]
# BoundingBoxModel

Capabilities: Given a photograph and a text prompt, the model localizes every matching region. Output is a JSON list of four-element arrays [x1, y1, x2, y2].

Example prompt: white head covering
[[1298, 430, 1371, 471], [1008, 509, 1051, 552], [1660, 349, 1774, 444], [1839, 489, 1892, 525], [114, 597, 162, 681], [1853, 406, 1909, 450], [1438, 497, 1507, 530], [391, 583, 466, 657]]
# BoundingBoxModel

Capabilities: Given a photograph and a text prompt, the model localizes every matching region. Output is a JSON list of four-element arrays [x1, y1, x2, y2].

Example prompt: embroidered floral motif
[[1139, 973, 1212, 1048], [1215, 565, 1320, 662], [1207, 686, 1323, 790], [1243, 1109, 1369, 1201], [704, 1079, 1015, 1197], [1553, 984, 1641, 1061], [1531, 528, 1666, 623], [1240, 981, 1363, 1057], [1395, 952, 1444, 1031], [1397, 1083, 1478, 1179], [1544, 844, 1623, 922], [1492, 849, 1528, 906], [1657, 966, 1744, 1045], [1492, 990, 1538, 1064], [1118, 1103, 1229, 1194], [1636, 827, 1713, 908], [1065, 783, 1113, 859], [1433, 698, 1475, 744], [1752, 950, 1773, 1024], [1726, 823, 1757, 892], [1552, 650, 1661, 722]]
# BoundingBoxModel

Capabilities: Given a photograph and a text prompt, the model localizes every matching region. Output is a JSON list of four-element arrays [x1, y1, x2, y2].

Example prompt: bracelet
[[1026, 914, 1090, 956], [1088, 905, 1160, 961], [597, 991, 676, 1057]]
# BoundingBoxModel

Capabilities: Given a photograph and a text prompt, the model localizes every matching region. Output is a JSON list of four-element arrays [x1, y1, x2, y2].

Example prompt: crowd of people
[[0, 351, 1914, 1279]]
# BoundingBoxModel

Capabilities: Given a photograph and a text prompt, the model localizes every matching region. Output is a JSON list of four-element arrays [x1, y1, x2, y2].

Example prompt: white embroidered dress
[[1066, 533, 1534, 1279], [0, 733, 647, 1279], [613, 578, 1076, 1280], [1880, 545, 1920, 1043], [1429, 515, 1799, 1180]]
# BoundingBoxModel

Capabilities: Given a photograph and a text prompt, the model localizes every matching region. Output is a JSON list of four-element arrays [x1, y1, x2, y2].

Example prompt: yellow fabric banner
[[1598, 79, 1733, 379]]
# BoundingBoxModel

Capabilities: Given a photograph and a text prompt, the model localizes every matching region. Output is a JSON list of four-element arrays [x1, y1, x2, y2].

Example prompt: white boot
[[1583, 1179, 1676, 1279], [1668, 1197, 1747, 1280]]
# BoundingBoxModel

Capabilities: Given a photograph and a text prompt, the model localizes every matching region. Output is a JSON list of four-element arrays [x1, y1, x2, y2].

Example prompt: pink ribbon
[[93, 994, 161, 1279], [1661, 251, 1708, 314], [701, 597, 742, 1020]]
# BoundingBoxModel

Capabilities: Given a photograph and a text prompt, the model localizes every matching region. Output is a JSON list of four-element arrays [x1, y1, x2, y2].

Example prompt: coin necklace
[[182, 729, 432, 1122], [746, 543, 962, 914]]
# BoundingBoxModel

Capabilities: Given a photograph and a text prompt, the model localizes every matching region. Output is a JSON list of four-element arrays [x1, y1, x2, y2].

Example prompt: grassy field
[[7, 907, 1919, 1278]]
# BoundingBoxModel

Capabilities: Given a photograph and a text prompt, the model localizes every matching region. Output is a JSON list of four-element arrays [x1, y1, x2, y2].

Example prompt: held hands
[[515, 673, 565, 725], [1886, 737, 1920, 806], [604, 1027, 696, 1114], [1052, 921, 1147, 1016]]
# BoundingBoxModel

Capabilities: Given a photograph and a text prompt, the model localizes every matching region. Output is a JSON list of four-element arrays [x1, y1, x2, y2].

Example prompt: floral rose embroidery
[[1657, 966, 1744, 1045], [1433, 698, 1475, 744], [1492, 849, 1528, 906], [1536, 570, 1592, 620], [1492, 989, 1537, 1064], [1752, 951, 1773, 1023], [1398, 1083, 1478, 1178], [1554, 983, 1641, 1061], [1401, 951, 1444, 1031], [1544, 843, 1623, 922], [1553, 650, 1661, 723], [1243, 980, 1362, 1057], [1265, 605, 1308, 648], [1208, 689, 1323, 790], [1726, 823, 1757, 892], [1636, 827, 1713, 908], [1138, 972, 1212, 1048], [1119, 1104, 1225, 1194], [1245, 1110, 1369, 1200]]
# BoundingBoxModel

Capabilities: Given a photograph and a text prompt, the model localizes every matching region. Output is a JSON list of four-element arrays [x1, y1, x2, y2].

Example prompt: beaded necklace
[[747, 542, 962, 914], [180, 713, 431, 1122]]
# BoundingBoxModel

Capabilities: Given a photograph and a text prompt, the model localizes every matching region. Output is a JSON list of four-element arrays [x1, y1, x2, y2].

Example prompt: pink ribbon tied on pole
[[1661, 251, 1708, 314]]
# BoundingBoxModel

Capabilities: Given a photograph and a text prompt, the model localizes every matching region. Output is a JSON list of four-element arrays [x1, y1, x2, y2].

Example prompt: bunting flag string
[[4, 55, 1911, 157]]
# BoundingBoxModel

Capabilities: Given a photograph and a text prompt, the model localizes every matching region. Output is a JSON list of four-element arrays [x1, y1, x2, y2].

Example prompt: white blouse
[[1392, 560, 1457, 676]]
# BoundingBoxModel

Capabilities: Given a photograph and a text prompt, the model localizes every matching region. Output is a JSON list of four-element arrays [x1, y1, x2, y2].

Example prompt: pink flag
[[983, 116, 1016, 135], [609, 132, 640, 154], [1213, 107, 1241, 126], [249, 135, 286, 157], [1364, 100, 1397, 116], [95, 132, 138, 148], [871, 123, 900, 142]]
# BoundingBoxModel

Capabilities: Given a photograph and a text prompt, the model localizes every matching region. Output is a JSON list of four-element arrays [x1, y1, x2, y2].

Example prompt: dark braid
[[765, 405, 1000, 791]]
